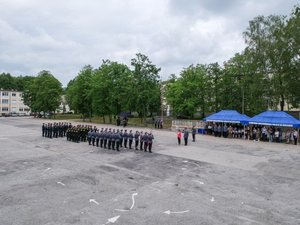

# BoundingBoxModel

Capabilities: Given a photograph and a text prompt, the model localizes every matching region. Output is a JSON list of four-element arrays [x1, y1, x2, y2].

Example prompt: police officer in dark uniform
[[128, 130, 133, 149], [116, 129, 121, 151], [134, 131, 140, 150], [123, 129, 128, 149]]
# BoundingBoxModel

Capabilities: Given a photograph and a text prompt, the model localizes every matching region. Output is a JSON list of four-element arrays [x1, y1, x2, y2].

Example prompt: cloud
[[0, 0, 298, 86]]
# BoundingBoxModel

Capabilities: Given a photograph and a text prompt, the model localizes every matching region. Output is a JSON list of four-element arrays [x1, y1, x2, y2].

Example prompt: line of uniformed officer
[[42, 122, 71, 139], [87, 128, 154, 153]]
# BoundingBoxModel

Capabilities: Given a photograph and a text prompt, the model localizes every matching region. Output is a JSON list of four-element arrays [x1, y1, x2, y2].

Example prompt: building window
[[19, 93, 23, 97], [19, 108, 24, 111], [2, 107, 8, 111], [12, 100, 16, 104], [2, 92, 8, 96], [1, 99, 9, 104], [24, 108, 30, 111], [12, 93, 16, 97], [12, 107, 16, 112]]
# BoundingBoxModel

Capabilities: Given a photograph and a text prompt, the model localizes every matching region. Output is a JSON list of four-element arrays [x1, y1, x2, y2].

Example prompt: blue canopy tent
[[247, 111, 300, 128], [203, 110, 250, 125]]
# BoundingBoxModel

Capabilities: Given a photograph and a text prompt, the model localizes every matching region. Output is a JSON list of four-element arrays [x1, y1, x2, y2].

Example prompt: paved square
[[0, 117, 299, 225]]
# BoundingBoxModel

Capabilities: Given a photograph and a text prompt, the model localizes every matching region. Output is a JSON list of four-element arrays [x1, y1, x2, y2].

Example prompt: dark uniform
[[128, 130, 133, 149], [123, 130, 128, 148], [134, 131, 140, 150]]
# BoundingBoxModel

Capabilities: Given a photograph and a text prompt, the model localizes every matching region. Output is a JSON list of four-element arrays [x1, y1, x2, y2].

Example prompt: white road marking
[[89, 199, 100, 205], [57, 181, 65, 186], [114, 193, 138, 212], [164, 210, 189, 215], [106, 215, 120, 224], [211, 197, 215, 202], [130, 193, 138, 210], [44, 168, 51, 172], [192, 180, 204, 185]]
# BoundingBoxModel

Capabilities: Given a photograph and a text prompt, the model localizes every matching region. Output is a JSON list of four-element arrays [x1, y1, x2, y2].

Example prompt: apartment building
[[0, 90, 30, 116]]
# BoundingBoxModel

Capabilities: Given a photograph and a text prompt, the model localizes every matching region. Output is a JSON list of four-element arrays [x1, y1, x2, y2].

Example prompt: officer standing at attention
[[42, 123, 46, 137], [115, 130, 121, 151], [134, 131, 140, 150], [147, 132, 154, 153], [120, 129, 124, 147], [95, 129, 100, 147], [183, 127, 189, 146], [87, 129, 92, 145], [103, 128, 108, 148], [143, 132, 148, 152], [123, 129, 128, 149], [111, 129, 116, 150], [128, 130, 134, 149], [140, 131, 144, 150], [100, 128, 104, 148], [192, 126, 196, 142]]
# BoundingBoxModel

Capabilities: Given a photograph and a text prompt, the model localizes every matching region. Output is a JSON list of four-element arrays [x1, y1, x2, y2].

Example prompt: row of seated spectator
[[204, 123, 298, 145]]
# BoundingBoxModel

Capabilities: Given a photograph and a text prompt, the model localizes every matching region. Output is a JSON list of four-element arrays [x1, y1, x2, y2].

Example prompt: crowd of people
[[205, 123, 299, 145], [42, 122, 155, 152]]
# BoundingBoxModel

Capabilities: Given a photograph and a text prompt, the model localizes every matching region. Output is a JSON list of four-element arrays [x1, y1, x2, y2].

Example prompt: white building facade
[[0, 90, 30, 116]]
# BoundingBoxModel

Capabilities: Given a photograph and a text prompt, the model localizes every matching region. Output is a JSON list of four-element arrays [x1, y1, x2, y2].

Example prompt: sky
[[0, 0, 298, 86]]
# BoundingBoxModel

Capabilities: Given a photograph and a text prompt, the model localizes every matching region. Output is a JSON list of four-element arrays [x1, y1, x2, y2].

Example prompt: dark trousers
[[144, 142, 148, 152], [108, 140, 111, 149], [100, 139, 103, 148], [148, 143, 152, 153], [178, 138, 181, 145], [124, 139, 128, 148], [88, 138, 91, 145], [129, 140, 133, 149], [104, 139, 107, 148], [112, 141, 115, 150], [294, 137, 298, 145], [184, 138, 188, 146], [140, 141, 143, 150], [135, 140, 139, 149], [192, 134, 195, 142], [92, 138, 95, 146], [96, 139, 99, 147], [116, 141, 120, 151]]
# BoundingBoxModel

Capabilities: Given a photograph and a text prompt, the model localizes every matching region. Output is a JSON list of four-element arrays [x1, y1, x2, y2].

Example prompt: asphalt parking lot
[[0, 117, 299, 225]]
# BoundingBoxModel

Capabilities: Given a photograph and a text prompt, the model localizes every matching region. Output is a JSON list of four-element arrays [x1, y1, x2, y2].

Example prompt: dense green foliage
[[22, 71, 63, 116], [0, 73, 35, 91], [66, 54, 161, 121]]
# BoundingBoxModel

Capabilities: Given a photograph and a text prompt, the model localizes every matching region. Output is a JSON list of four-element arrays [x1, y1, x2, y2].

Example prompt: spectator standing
[[183, 128, 189, 146], [293, 129, 298, 145], [177, 130, 182, 145], [274, 129, 280, 142], [192, 126, 196, 142]]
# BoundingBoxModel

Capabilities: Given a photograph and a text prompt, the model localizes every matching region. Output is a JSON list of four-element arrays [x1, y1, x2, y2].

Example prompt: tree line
[[1, 5, 299, 119]]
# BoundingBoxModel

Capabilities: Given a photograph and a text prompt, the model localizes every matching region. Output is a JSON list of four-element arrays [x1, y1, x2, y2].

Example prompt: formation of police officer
[[42, 123, 155, 152], [87, 128, 154, 153], [42, 122, 71, 139]]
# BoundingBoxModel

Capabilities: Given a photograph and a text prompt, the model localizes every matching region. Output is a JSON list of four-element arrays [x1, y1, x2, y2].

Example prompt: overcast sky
[[0, 0, 298, 86]]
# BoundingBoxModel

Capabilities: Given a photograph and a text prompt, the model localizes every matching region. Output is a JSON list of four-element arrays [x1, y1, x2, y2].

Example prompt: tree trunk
[[280, 94, 284, 111]]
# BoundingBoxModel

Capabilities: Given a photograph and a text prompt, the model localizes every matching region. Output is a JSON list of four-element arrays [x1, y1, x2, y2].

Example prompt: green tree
[[130, 53, 161, 122], [91, 60, 132, 123], [23, 70, 62, 117], [66, 65, 94, 121], [165, 64, 208, 118]]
